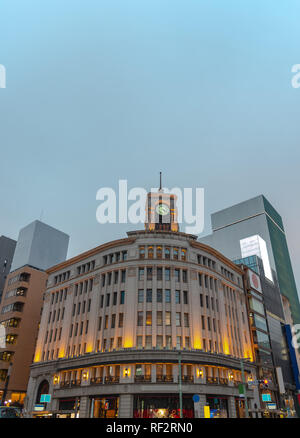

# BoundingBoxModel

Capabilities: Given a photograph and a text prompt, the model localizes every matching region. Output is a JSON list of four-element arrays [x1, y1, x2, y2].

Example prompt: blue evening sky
[[0, 0, 300, 291]]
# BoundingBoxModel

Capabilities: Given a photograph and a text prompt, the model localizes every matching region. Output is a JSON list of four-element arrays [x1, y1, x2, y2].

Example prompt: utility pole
[[240, 359, 249, 418], [178, 351, 183, 418]]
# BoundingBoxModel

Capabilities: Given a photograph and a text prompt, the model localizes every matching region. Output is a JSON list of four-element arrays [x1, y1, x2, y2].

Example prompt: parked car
[[0, 406, 22, 418]]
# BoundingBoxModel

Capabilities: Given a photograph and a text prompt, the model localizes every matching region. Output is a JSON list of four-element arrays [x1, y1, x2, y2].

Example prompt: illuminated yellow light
[[197, 368, 203, 378], [193, 337, 202, 350], [124, 338, 133, 348], [223, 339, 230, 355], [34, 350, 41, 362], [86, 344, 93, 353], [123, 367, 130, 377], [53, 375, 59, 385], [82, 371, 89, 380], [204, 406, 211, 418]]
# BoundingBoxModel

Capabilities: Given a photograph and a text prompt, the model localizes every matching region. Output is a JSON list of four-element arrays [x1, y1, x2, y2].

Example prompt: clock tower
[[145, 173, 179, 232]]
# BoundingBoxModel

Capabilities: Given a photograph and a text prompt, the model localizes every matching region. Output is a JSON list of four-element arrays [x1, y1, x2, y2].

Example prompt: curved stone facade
[[26, 230, 259, 418]]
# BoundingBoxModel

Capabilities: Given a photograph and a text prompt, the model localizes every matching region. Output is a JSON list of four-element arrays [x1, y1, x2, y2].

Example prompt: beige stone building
[[25, 226, 260, 417]]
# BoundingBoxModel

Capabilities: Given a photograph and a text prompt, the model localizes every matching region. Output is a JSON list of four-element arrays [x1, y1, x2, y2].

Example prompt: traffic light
[[258, 379, 269, 389], [263, 379, 269, 388]]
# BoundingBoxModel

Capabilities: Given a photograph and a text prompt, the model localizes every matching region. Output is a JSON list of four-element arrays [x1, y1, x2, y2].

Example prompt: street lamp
[[240, 357, 251, 418], [178, 351, 183, 418]]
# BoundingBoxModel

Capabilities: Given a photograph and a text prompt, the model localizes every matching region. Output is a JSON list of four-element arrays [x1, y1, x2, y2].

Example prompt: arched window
[[35, 379, 49, 404], [148, 246, 154, 259], [139, 247, 145, 259], [156, 246, 162, 259]]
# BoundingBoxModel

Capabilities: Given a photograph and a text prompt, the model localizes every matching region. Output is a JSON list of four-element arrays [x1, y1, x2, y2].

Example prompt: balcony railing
[[134, 375, 151, 383], [182, 375, 194, 383], [90, 377, 103, 385], [207, 377, 219, 384], [70, 379, 81, 387], [156, 375, 174, 383], [219, 378, 229, 385], [104, 376, 120, 384]]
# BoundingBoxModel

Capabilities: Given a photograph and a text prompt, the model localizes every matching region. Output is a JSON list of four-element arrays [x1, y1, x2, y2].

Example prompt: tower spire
[[159, 171, 162, 191]]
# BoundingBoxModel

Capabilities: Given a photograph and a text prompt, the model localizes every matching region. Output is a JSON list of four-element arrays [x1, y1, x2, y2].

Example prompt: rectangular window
[[117, 337, 122, 349], [166, 335, 172, 349], [156, 289, 162, 303], [198, 273, 202, 286], [182, 270, 187, 283], [138, 289, 144, 303], [114, 271, 118, 284], [176, 312, 181, 327], [175, 269, 180, 282], [175, 290, 181, 304], [118, 313, 124, 328], [106, 294, 110, 307], [121, 270, 126, 282], [184, 313, 189, 327], [105, 315, 108, 329], [201, 315, 205, 330], [137, 312, 143, 326], [165, 311, 171, 326], [157, 311, 163, 326], [176, 336, 182, 349], [183, 291, 188, 304], [157, 267, 163, 281], [146, 289, 152, 303], [156, 335, 163, 349], [165, 289, 171, 303], [138, 268, 144, 280], [100, 295, 104, 308], [136, 335, 143, 348], [207, 317, 211, 331], [113, 292, 117, 306], [145, 336, 152, 348], [146, 311, 152, 326], [111, 314, 116, 328], [120, 291, 125, 305], [147, 268, 152, 280], [165, 268, 170, 281]]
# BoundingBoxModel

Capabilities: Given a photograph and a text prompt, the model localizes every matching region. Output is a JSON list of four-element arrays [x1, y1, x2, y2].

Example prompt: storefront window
[[133, 395, 194, 418], [91, 396, 119, 418], [206, 397, 228, 418]]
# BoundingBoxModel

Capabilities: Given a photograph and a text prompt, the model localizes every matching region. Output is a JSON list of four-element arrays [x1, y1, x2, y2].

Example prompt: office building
[[0, 236, 16, 303], [200, 195, 300, 328], [0, 221, 69, 406]]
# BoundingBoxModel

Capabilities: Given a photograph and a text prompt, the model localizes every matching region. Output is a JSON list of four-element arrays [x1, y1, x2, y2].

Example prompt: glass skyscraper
[[200, 195, 300, 326]]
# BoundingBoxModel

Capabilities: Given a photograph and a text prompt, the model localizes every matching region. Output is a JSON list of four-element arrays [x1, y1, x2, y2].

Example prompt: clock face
[[156, 203, 170, 216]]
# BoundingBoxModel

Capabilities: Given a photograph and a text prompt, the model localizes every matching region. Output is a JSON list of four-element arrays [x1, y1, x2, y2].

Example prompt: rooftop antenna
[[159, 171, 162, 191]]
